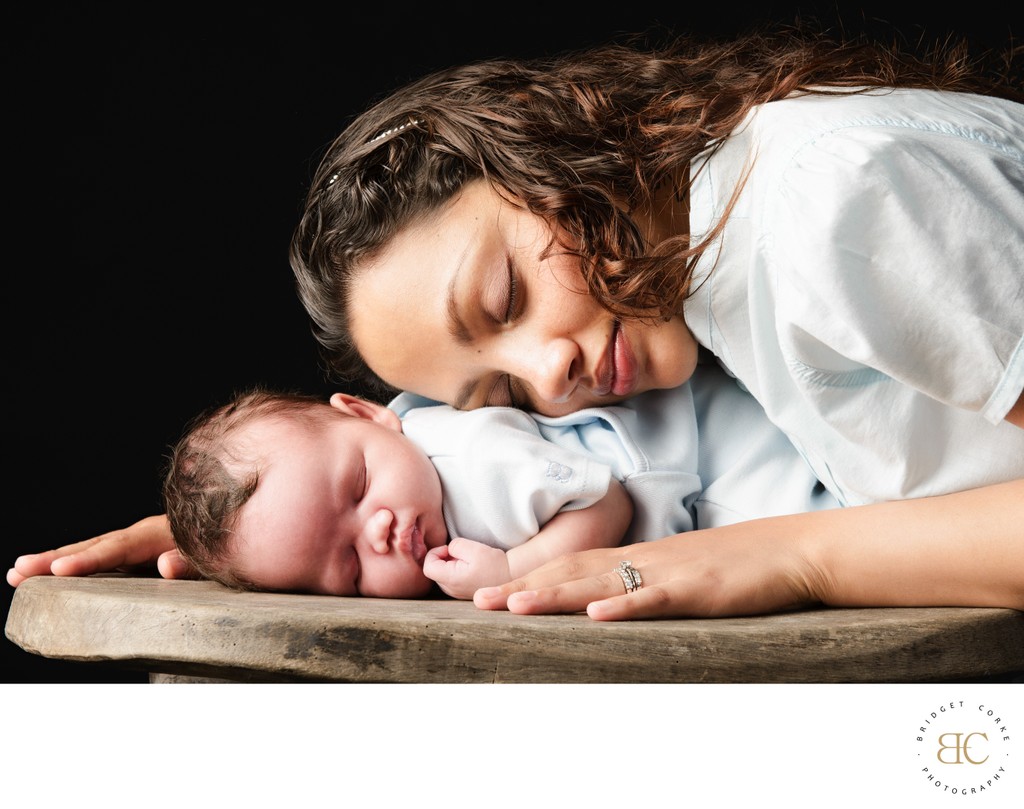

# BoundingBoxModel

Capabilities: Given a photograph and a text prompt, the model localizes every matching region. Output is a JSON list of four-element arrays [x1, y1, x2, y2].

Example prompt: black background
[[4, 4, 1020, 683]]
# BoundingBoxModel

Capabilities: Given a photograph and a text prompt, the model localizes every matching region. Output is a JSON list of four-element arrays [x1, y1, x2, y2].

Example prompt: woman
[[10, 26, 1023, 619]]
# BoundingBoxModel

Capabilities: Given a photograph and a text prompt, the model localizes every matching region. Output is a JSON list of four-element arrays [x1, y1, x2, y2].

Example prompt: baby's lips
[[410, 523, 427, 561]]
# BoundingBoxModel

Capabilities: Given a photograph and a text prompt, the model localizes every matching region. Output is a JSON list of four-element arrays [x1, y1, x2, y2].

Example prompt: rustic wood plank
[[6, 575, 1023, 683]]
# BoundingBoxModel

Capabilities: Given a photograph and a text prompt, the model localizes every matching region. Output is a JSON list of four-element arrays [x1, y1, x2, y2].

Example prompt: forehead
[[347, 181, 524, 404], [351, 182, 492, 312], [225, 415, 357, 592]]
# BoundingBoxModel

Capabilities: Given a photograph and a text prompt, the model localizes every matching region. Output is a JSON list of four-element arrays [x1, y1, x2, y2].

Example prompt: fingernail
[[475, 587, 499, 598]]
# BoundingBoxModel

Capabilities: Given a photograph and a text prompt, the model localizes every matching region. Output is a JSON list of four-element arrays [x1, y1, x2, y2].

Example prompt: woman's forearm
[[798, 479, 1024, 610], [475, 479, 1023, 619]]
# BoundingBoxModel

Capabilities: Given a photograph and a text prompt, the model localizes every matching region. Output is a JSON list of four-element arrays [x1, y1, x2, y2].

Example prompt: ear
[[329, 393, 403, 432]]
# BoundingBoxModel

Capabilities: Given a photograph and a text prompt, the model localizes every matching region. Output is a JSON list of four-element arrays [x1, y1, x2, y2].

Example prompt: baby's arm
[[423, 479, 633, 599], [506, 478, 633, 578]]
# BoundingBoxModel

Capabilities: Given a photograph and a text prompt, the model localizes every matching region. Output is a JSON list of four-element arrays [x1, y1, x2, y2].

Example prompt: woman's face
[[349, 179, 698, 417]]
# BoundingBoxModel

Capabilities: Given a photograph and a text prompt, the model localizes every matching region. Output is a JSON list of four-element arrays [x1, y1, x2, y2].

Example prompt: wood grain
[[7, 575, 1023, 683]]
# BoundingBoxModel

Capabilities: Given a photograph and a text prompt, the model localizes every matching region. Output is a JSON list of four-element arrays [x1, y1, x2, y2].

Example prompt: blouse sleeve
[[763, 102, 1024, 424]]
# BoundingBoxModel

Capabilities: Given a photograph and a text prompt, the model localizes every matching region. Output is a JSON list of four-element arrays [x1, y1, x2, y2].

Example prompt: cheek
[[361, 558, 433, 598], [647, 319, 698, 387]]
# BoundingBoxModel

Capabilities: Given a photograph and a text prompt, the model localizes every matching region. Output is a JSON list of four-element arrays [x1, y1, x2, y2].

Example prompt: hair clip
[[326, 119, 423, 187], [367, 118, 422, 144]]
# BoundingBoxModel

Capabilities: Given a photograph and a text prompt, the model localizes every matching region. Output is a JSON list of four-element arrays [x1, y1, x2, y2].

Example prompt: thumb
[[157, 549, 203, 580]]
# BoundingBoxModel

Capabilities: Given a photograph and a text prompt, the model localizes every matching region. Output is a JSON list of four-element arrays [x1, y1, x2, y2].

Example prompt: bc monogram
[[916, 701, 1012, 797], [935, 732, 989, 765]]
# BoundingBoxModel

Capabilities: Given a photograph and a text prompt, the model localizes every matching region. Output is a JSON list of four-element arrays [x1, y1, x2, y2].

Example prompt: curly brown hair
[[290, 23, 1021, 402]]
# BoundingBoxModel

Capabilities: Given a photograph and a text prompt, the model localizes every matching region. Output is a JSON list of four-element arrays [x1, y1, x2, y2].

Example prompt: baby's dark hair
[[290, 22, 1021, 398], [162, 388, 336, 588]]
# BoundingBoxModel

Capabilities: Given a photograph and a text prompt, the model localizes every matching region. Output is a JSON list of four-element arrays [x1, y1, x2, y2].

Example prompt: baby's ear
[[328, 393, 403, 432]]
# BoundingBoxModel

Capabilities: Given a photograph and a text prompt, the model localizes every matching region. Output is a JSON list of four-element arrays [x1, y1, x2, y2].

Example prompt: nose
[[363, 508, 395, 554], [509, 335, 582, 405]]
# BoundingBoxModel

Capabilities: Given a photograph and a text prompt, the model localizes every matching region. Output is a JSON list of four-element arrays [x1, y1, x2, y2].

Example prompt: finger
[[445, 537, 480, 559], [7, 568, 27, 587], [156, 549, 202, 580], [12, 540, 103, 577], [421, 549, 452, 584], [504, 569, 634, 615], [425, 545, 452, 564], [586, 579, 778, 621], [474, 547, 626, 610], [48, 535, 151, 577], [586, 585, 679, 621], [12, 552, 61, 578]]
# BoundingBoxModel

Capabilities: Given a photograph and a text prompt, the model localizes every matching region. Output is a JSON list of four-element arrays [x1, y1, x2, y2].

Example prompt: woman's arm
[[6, 514, 198, 587], [474, 479, 1024, 619]]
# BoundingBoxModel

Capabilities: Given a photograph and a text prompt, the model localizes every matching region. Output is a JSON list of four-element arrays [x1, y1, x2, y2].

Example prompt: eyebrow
[[445, 254, 480, 411]]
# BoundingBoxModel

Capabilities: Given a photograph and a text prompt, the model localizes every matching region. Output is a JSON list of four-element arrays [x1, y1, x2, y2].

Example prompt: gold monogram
[[936, 732, 990, 765]]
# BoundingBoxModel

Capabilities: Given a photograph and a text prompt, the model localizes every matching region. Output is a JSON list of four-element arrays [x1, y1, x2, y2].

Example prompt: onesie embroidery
[[545, 461, 574, 483]]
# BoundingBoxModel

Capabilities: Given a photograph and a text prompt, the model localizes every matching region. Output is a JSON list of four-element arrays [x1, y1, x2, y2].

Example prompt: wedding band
[[615, 561, 643, 594]]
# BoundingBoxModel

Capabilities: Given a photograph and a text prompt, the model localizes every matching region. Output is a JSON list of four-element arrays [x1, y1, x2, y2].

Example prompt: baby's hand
[[422, 537, 512, 600]]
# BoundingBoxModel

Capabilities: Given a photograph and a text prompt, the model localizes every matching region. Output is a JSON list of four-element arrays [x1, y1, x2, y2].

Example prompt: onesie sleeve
[[403, 406, 612, 551], [764, 107, 1024, 424]]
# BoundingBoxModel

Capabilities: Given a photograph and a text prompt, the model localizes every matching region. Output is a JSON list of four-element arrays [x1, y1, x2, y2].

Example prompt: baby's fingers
[[421, 546, 453, 583]]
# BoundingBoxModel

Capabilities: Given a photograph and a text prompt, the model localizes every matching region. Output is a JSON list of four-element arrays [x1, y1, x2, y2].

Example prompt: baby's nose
[[367, 508, 395, 551]]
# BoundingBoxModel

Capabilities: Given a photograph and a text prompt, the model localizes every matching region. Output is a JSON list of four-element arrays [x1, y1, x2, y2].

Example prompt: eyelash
[[356, 463, 368, 501], [504, 264, 519, 323], [505, 376, 525, 408], [492, 259, 525, 407]]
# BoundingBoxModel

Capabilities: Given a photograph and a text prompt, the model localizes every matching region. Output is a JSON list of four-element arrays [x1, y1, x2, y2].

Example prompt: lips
[[391, 520, 427, 561], [594, 321, 637, 399], [610, 323, 638, 397], [409, 523, 427, 562]]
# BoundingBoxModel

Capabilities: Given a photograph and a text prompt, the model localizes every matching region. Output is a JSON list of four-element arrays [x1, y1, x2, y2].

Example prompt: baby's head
[[162, 389, 447, 598]]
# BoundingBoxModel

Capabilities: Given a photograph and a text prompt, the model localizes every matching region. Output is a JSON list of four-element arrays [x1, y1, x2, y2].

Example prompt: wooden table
[[6, 575, 1023, 683]]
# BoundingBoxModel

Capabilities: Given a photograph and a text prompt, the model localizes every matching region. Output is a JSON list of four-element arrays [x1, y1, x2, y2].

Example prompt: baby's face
[[226, 402, 447, 597]]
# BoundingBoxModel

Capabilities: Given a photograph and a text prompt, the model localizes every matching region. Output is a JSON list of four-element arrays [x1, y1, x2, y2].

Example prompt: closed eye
[[504, 262, 519, 322], [486, 374, 527, 409], [489, 255, 522, 325], [355, 462, 368, 502]]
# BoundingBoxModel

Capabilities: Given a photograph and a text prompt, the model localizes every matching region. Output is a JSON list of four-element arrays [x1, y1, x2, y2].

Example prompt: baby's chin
[[400, 574, 440, 600]]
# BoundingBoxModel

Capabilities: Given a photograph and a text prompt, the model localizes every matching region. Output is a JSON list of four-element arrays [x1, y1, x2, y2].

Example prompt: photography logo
[[915, 699, 1014, 797]]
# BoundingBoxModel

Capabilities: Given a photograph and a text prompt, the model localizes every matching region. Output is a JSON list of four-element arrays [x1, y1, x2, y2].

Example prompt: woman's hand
[[474, 524, 819, 620], [6, 514, 200, 587], [474, 480, 1024, 620]]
